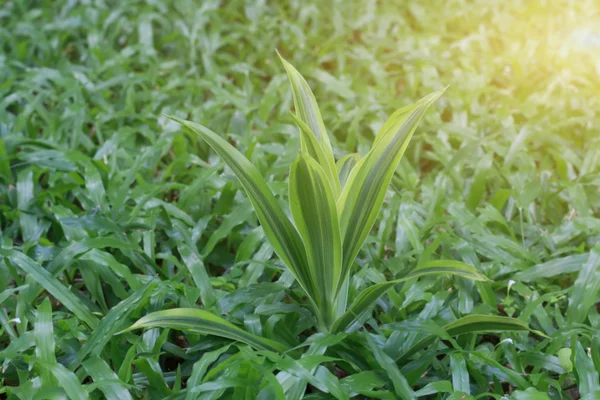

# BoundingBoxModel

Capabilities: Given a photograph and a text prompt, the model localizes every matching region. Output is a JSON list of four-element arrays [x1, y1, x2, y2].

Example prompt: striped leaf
[[123, 308, 289, 353], [331, 259, 486, 333], [279, 54, 339, 197], [289, 153, 342, 329], [170, 117, 315, 305], [336, 89, 446, 294], [290, 113, 339, 196], [335, 153, 360, 190]]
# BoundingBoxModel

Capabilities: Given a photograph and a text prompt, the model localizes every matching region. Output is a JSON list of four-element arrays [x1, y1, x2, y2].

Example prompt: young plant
[[125, 56, 522, 350]]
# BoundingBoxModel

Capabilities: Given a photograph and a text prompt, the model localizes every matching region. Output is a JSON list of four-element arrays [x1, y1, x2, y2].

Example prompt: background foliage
[[1, 0, 600, 398]]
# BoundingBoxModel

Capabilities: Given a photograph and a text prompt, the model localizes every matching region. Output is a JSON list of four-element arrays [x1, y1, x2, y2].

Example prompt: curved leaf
[[1, 249, 99, 329], [399, 315, 547, 361], [82, 356, 133, 400], [336, 89, 445, 295], [335, 153, 360, 190], [123, 308, 289, 353], [289, 153, 342, 329], [279, 54, 339, 196], [170, 117, 315, 305], [331, 259, 486, 333], [290, 113, 339, 196]]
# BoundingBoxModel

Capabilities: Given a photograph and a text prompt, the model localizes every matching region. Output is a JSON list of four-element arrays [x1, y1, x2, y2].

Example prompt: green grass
[[1, 0, 600, 398]]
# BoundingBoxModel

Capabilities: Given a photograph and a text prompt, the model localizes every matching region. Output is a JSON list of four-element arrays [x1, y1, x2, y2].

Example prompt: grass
[[1, 0, 600, 398]]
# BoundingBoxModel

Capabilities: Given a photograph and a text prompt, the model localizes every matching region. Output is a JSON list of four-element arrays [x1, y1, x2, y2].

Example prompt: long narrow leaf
[[399, 315, 546, 361], [1, 249, 99, 329], [35, 298, 56, 385], [123, 308, 289, 353], [335, 153, 360, 190], [289, 153, 342, 328], [331, 259, 486, 333], [82, 356, 133, 400], [170, 117, 315, 304], [290, 113, 339, 195], [336, 89, 445, 294], [279, 54, 339, 196]]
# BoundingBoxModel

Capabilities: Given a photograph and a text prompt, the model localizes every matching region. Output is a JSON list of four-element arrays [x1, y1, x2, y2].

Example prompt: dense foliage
[[1, 0, 600, 399]]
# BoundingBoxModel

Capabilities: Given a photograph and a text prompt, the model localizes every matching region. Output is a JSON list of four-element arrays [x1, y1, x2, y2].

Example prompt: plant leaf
[[290, 113, 340, 197], [123, 308, 289, 353], [289, 153, 342, 328], [278, 54, 339, 196], [170, 117, 315, 304], [82, 356, 133, 400], [335, 153, 360, 190], [1, 249, 99, 329], [34, 298, 56, 386], [332, 259, 486, 332], [400, 315, 546, 361], [336, 89, 445, 294], [567, 247, 600, 325]]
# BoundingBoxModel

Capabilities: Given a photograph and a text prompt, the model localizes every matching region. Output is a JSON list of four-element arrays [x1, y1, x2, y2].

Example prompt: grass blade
[[289, 153, 342, 329], [365, 334, 415, 399], [450, 353, 470, 394], [575, 341, 600, 396], [82, 356, 133, 400], [34, 298, 56, 385], [332, 259, 486, 333], [41, 361, 89, 400], [336, 89, 445, 294], [400, 315, 546, 361], [567, 247, 600, 325], [1, 249, 99, 329], [170, 117, 314, 304], [123, 308, 289, 353]]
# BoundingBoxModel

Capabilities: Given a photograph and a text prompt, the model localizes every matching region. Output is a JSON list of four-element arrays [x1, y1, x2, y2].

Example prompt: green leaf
[[332, 259, 486, 332], [70, 283, 156, 369], [336, 89, 445, 294], [278, 54, 339, 196], [34, 298, 56, 386], [443, 315, 545, 337], [178, 242, 216, 308], [400, 315, 546, 361], [336, 153, 360, 191], [82, 356, 133, 400], [290, 113, 340, 197], [365, 334, 415, 399], [567, 248, 600, 325], [558, 348, 573, 373], [41, 361, 89, 400], [575, 342, 600, 396], [123, 308, 289, 353], [289, 153, 342, 329], [1, 249, 99, 329], [450, 353, 470, 394], [0, 139, 11, 183], [170, 117, 315, 307]]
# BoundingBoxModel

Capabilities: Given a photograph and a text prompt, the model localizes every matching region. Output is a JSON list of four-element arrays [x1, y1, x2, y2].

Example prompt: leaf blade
[[336, 89, 445, 294], [289, 153, 342, 328], [278, 54, 339, 196], [170, 117, 315, 304], [332, 259, 486, 333], [123, 308, 289, 353]]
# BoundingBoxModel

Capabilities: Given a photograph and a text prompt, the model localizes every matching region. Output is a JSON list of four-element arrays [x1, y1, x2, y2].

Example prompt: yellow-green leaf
[[336, 89, 445, 295], [289, 153, 342, 329]]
